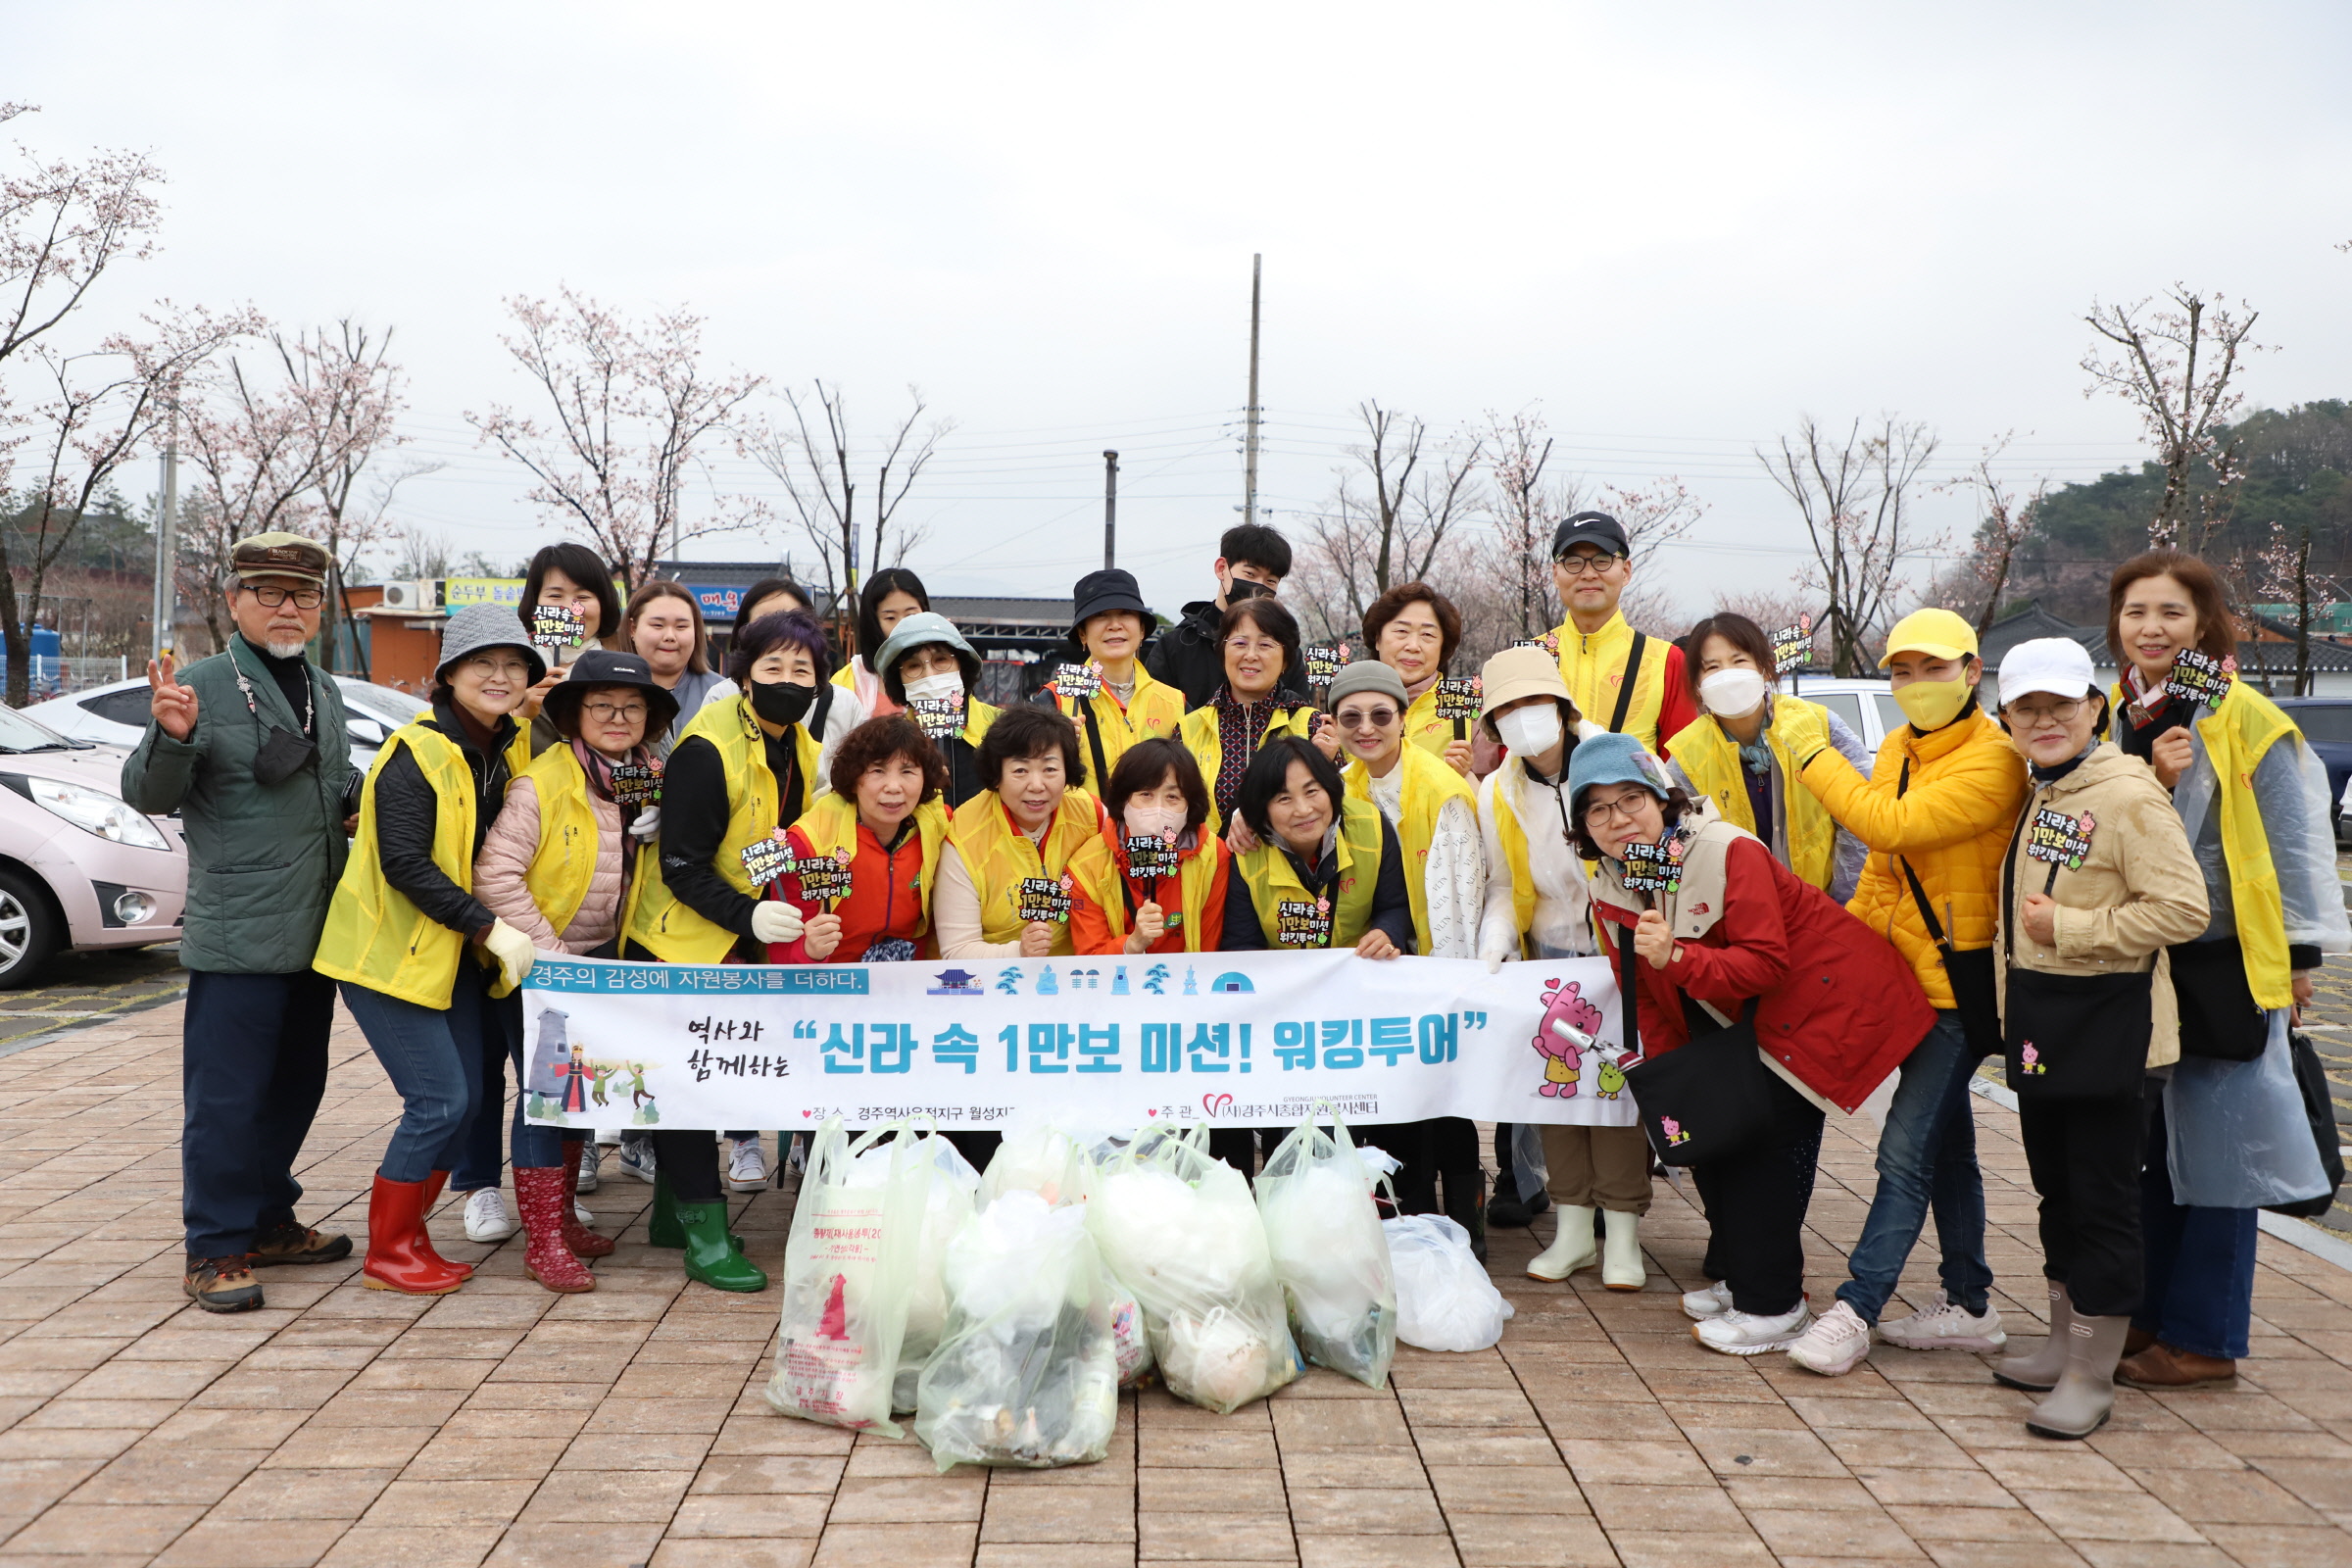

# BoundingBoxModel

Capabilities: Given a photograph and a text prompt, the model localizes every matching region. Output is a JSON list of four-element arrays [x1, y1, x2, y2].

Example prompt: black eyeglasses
[[245, 584, 324, 609]]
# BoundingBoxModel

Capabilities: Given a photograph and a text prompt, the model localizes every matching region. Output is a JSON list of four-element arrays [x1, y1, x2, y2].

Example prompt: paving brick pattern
[[1, 1000, 2350, 1567]]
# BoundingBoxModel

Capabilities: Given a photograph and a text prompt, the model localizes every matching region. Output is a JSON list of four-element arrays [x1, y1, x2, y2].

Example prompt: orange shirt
[[1068, 827, 1229, 956], [771, 818, 931, 962]]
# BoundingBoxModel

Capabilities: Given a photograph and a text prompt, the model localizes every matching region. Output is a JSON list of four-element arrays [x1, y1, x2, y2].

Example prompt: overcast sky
[[13, 1, 2352, 623]]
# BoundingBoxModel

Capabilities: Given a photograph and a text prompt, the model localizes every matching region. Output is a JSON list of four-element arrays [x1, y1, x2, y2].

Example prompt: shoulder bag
[[1998, 814, 2153, 1101], [1615, 918, 1777, 1165]]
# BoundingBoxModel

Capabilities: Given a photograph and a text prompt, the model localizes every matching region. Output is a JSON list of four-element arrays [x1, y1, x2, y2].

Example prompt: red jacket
[[1595, 835, 1931, 1113], [770, 819, 930, 964]]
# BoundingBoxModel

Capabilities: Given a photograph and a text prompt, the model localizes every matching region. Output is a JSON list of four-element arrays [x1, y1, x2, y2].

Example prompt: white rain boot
[[1525, 1204, 1596, 1281], [1600, 1208, 1645, 1291]]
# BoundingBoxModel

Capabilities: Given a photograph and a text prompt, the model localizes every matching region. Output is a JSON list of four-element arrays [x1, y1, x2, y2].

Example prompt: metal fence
[[0, 656, 130, 704]]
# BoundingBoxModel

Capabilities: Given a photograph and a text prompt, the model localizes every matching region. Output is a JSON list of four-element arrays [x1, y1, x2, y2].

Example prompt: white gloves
[[627, 807, 662, 841], [751, 901, 805, 945], [483, 918, 536, 992]]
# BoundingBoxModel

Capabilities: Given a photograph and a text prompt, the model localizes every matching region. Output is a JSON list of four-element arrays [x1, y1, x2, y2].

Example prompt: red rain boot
[[363, 1175, 469, 1295], [416, 1170, 474, 1281], [514, 1167, 596, 1294], [559, 1142, 615, 1258]]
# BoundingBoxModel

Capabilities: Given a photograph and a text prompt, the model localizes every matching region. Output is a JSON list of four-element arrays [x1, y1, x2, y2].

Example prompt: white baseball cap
[[1998, 637, 2097, 702]]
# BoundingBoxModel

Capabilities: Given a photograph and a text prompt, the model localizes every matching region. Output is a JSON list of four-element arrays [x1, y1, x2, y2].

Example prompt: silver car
[[21, 672, 420, 771]]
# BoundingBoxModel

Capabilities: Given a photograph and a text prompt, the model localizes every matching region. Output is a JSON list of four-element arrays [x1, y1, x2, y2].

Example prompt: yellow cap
[[1878, 608, 1978, 668]]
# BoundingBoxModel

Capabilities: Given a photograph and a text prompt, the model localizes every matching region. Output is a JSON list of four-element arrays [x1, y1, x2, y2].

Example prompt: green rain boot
[[675, 1200, 766, 1292]]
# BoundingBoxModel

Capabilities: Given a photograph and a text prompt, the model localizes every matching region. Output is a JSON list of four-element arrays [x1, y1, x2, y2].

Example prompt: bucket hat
[[542, 648, 680, 738], [873, 612, 982, 705], [435, 604, 546, 687]]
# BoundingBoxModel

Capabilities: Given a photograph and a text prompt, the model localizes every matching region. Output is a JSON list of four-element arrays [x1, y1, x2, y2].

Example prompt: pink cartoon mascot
[[1533, 979, 1604, 1098]]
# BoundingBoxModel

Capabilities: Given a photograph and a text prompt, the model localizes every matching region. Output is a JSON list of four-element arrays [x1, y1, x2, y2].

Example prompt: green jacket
[[121, 638, 358, 973]]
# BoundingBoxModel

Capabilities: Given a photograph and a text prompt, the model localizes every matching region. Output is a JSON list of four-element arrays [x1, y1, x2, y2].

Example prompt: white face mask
[[1124, 805, 1185, 842], [1494, 704, 1563, 760], [903, 670, 963, 705], [1698, 666, 1769, 719]]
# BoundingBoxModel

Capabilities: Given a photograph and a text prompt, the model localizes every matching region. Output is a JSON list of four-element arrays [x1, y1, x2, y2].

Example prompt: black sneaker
[[248, 1222, 353, 1267], [184, 1255, 266, 1313], [1485, 1176, 1550, 1229]]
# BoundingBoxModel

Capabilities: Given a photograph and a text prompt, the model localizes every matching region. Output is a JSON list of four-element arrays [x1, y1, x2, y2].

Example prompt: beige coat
[[473, 776, 626, 953], [1994, 743, 2209, 1067]]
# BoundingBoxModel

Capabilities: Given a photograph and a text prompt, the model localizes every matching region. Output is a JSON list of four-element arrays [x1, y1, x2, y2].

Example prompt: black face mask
[[252, 726, 318, 787], [1224, 576, 1272, 604], [750, 679, 816, 729]]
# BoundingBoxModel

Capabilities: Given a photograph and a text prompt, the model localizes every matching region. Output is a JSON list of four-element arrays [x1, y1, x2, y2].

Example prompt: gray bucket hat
[[435, 603, 546, 686], [873, 611, 981, 705]]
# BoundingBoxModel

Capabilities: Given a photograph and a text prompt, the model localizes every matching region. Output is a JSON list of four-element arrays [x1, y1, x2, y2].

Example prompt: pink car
[[0, 705, 184, 988]]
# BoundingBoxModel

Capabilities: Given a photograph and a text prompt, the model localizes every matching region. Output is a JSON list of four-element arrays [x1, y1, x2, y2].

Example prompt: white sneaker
[[616, 1138, 657, 1184], [1682, 1281, 1733, 1321], [1692, 1301, 1812, 1356], [574, 1144, 602, 1193], [573, 1199, 594, 1226], [1879, 1290, 2008, 1352], [1787, 1300, 1874, 1376], [727, 1138, 769, 1192], [462, 1188, 516, 1243]]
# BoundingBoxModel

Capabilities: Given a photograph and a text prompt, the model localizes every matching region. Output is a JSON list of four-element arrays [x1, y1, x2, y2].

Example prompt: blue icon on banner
[[1037, 966, 1060, 996], [926, 968, 985, 997], [1207, 972, 1254, 995], [1111, 966, 1130, 996]]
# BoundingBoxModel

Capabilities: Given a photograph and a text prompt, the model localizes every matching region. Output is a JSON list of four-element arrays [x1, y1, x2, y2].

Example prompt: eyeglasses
[[1333, 705, 1399, 730], [1554, 552, 1626, 577], [1582, 791, 1651, 825], [583, 701, 648, 723], [1224, 637, 1283, 657], [2006, 699, 2083, 727], [460, 655, 532, 681], [245, 584, 324, 609]]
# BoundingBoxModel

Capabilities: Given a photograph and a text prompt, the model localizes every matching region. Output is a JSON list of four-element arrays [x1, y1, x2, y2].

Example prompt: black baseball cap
[[1550, 511, 1630, 561]]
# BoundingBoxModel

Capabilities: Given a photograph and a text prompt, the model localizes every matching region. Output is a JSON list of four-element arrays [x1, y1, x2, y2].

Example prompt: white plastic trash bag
[[763, 1117, 932, 1435], [867, 1130, 981, 1413], [1385, 1214, 1513, 1352], [1103, 1271, 1152, 1387], [914, 1191, 1121, 1470], [1256, 1113, 1396, 1388], [980, 1123, 1101, 1208], [1087, 1122, 1301, 1413]]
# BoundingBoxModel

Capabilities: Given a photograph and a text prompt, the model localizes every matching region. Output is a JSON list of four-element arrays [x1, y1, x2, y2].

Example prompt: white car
[[1779, 675, 1906, 768], [22, 672, 422, 770], [0, 705, 185, 988]]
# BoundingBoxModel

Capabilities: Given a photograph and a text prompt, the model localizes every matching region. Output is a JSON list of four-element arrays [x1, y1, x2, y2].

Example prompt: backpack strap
[[1608, 632, 1646, 734]]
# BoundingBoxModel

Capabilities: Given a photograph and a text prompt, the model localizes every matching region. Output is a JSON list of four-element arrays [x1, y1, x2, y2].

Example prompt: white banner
[[517, 950, 1629, 1133]]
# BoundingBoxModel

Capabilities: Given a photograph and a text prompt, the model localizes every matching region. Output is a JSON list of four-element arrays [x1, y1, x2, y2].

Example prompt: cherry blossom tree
[[293, 320, 411, 672], [1294, 401, 1482, 634], [1759, 415, 1940, 676], [1931, 437, 2046, 635], [2082, 286, 2265, 551], [469, 289, 765, 592], [2253, 521, 2345, 698]]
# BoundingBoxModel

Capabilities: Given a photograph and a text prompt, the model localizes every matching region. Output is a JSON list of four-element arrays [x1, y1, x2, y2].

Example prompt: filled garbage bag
[[980, 1122, 1101, 1208], [870, 1132, 982, 1413], [1385, 1214, 1513, 1352], [1256, 1113, 1396, 1388], [763, 1117, 932, 1436], [914, 1190, 1121, 1470], [1087, 1122, 1301, 1413]]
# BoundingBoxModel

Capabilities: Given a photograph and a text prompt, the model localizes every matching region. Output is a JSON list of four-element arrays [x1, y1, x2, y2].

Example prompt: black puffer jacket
[[371, 699, 518, 940]]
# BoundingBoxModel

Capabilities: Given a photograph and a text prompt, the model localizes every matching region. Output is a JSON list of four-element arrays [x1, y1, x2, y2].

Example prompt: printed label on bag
[[1054, 662, 1102, 699], [1658, 1114, 1690, 1146], [530, 604, 587, 649], [1435, 676, 1483, 721], [1619, 835, 1686, 895], [907, 697, 963, 740], [609, 760, 662, 806], [2016, 1040, 2047, 1075], [1124, 834, 1180, 881], [1275, 898, 1333, 947], [774, 1189, 888, 1427], [1770, 614, 1814, 676], [1016, 876, 1073, 924], [2165, 648, 2235, 708], [2026, 807, 2094, 870]]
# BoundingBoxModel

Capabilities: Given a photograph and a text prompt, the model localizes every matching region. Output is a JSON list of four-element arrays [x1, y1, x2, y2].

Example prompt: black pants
[[2018, 1083, 2149, 1318], [1209, 1127, 1274, 1176], [1362, 1118, 1482, 1224], [181, 969, 336, 1258], [944, 1130, 1002, 1172], [650, 1132, 724, 1203], [1689, 1070, 1825, 1317]]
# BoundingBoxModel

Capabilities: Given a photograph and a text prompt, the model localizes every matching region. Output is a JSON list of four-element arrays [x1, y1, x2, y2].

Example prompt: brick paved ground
[[2, 1000, 2351, 1568]]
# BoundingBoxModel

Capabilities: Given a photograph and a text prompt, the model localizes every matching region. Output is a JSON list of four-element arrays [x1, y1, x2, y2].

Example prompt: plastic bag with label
[[762, 1117, 932, 1435], [1385, 1214, 1514, 1352], [864, 1131, 981, 1413], [1256, 1113, 1396, 1388], [914, 1191, 1121, 1470], [2166, 1010, 2333, 1209], [1087, 1122, 1301, 1413]]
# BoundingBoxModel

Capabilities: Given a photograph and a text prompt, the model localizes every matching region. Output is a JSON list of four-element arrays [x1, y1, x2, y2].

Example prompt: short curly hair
[[976, 705, 1082, 792], [827, 714, 948, 805]]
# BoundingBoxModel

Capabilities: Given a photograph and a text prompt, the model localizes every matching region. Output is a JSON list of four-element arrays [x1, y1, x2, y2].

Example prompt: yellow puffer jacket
[[1794, 708, 2029, 1008]]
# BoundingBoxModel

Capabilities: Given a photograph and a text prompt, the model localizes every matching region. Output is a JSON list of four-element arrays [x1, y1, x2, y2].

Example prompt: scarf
[[1211, 684, 1281, 817], [572, 738, 652, 870], [1400, 668, 1443, 705]]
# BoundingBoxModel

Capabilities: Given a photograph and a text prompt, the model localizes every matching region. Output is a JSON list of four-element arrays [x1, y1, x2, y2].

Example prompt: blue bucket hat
[[1563, 731, 1674, 816]]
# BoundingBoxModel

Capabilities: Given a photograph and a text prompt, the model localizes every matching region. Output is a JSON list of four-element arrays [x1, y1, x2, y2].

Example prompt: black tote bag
[[2166, 937, 2271, 1063], [1615, 930, 1777, 1166], [1999, 828, 2155, 1102]]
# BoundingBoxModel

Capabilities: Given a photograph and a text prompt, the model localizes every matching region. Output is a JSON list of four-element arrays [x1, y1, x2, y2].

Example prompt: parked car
[[1778, 675, 1904, 770], [0, 706, 185, 988], [2273, 699, 2352, 842], [21, 672, 422, 771]]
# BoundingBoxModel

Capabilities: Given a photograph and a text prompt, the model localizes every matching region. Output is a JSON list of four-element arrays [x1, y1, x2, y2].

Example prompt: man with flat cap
[[123, 531, 362, 1311]]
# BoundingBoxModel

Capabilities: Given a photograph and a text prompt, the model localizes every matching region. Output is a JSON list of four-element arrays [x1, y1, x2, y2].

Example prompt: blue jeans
[[181, 969, 335, 1257], [1836, 1010, 1991, 1323], [341, 963, 499, 1185], [2136, 1094, 2256, 1360]]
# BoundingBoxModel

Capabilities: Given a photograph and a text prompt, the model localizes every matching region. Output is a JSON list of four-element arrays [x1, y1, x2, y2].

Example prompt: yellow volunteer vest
[[1552, 611, 1674, 750], [1067, 829, 1223, 953], [1177, 700, 1316, 835], [1236, 795, 1387, 949], [1052, 665, 1186, 793], [314, 724, 479, 1009], [795, 791, 951, 938], [1344, 743, 1475, 956], [948, 790, 1103, 953], [500, 745, 651, 995], [416, 702, 533, 780], [2112, 676, 2300, 1009], [1402, 684, 1459, 760], [622, 696, 822, 962], [1664, 698, 1839, 892], [1488, 758, 1540, 941]]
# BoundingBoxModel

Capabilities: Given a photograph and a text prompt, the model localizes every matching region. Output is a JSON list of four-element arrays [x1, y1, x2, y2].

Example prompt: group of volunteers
[[145, 514, 2342, 1446]]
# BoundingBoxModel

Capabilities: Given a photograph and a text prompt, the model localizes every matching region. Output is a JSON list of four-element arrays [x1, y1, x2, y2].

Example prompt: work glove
[[627, 806, 662, 841], [751, 901, 805, 945], [483, 918, 536, 993]]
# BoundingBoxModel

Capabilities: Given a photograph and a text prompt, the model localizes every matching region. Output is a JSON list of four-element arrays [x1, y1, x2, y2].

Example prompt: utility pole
[[1102, 451, 1119, 568], [1244, 253, 1262, 525], [152, 411, 178, 663]]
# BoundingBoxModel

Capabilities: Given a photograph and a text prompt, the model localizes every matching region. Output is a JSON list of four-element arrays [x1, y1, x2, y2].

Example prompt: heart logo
[[1146, 1108, 1157, 1117], [1201, 1093, 1234, 1120], [801, 1109, 813, 1118], [1544, 977, 1560, 987]]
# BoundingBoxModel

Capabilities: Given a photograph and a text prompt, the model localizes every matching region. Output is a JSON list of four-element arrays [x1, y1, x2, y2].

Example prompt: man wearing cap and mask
[[1546, 512, 1697, 757], [1777, 607, 2032, 1377], [122, 532, 361, 1312]]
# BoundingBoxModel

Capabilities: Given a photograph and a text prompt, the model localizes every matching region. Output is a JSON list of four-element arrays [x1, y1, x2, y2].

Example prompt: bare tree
[[1284, 401, 1483, 644], [296, 319, 411, 673], [468, 288, 766, 592], [1931, 438, 2047, 634], [1760, 415, 1940, 676], [2082, 286, 2265, 551], [744, 381, 953, 650]]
